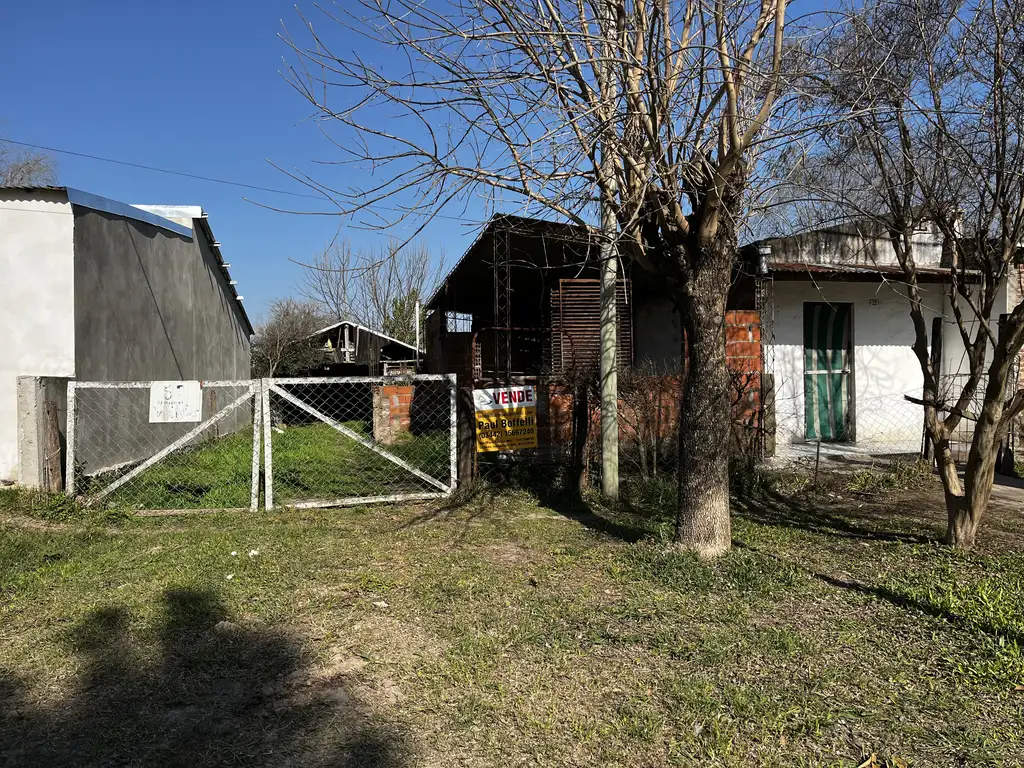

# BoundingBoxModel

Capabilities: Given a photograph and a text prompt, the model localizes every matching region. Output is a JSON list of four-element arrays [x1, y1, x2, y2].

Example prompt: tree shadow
[[400, 476, 653, 543], [735, 540, 1024, 649], [733, 487, 937, 545], [0, 587, 410, 768]]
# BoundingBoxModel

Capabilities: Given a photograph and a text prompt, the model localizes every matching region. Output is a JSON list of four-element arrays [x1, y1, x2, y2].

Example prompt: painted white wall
[[0, 191, 76, 481], [769, 279, 946, 455]]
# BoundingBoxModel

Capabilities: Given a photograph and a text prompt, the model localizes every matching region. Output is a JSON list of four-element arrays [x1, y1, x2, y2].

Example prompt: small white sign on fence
[[149, 381, 203, 423]]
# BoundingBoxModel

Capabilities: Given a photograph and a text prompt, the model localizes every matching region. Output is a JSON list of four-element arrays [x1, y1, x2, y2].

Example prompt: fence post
[[66, 381, 77, 497], [250, 380, 262, 512], [262, 378, 274, 510], [448, 374, 458, 492], [457, 385, 475, 485]]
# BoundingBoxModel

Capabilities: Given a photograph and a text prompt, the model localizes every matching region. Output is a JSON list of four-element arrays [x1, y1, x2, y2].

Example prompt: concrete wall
[[768, 280, 947, 456], [71, 209, 251, 476], [769, 220, 945, 269], [72, 208, 249, 381], [0, 191, 76, 481]]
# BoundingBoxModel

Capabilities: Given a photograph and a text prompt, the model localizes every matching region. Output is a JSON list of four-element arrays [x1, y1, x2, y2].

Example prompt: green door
[[804, 303, 852, 441]]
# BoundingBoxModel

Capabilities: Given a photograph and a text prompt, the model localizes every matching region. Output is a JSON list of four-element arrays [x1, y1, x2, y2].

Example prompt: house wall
[[71, 209, 251, 475], [768, 280, 946, 455], [0, 192, 76, 481]]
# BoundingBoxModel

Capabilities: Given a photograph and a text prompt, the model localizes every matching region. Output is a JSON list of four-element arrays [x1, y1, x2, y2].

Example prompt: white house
[[758, 220, 1016, 461], [0, 186, 252, 484]]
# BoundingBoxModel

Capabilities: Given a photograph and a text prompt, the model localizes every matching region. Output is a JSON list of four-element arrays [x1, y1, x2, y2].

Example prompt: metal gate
[[67, 380, 262, 511], [66, 375, 457, 512], [262, 375, 457, 509]]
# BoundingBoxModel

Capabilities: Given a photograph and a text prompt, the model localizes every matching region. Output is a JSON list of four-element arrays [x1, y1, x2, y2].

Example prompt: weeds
[[846, 459, 932, 494]]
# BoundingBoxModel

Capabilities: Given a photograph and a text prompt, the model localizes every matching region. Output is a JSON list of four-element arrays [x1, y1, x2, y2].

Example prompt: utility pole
[[599, 199, 620, 499], [598, 0, 619, 500]]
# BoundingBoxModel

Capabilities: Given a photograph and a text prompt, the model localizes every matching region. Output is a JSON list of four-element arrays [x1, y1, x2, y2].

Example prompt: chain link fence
[[68, 380, 260, 511], [66, 376, 457, 512], [263, 376, 456, 509]]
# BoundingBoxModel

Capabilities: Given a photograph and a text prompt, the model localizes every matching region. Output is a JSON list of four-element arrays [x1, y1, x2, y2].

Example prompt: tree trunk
[[950, 400, 1003, 547], [674, 269, 732, 558]]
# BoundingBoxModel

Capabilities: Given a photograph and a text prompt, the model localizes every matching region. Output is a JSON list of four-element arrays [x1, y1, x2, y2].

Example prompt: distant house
[[0, 186, 253, 484], [309, 320, 420, 376]]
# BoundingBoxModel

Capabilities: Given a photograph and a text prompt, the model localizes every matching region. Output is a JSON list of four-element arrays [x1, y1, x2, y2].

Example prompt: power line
[[1, 137, 327, 200], [0, 137, 483, 225]]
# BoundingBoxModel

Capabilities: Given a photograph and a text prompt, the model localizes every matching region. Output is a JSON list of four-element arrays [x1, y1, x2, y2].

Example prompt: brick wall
[[541, 309, 764, 456], [372, 384, 413, 445]]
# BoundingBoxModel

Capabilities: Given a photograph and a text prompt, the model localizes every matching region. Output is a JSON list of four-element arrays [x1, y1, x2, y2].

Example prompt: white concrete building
[[759, 220, 1016, 460], [0, 187, 252, 484]]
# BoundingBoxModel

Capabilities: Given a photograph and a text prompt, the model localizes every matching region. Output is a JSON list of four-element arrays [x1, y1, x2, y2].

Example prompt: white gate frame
[[67, 380, 262, 511], [263, 374, 458, 509]]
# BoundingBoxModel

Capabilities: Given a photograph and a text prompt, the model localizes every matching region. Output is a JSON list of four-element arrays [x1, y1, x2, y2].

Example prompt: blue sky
[[0, 0, 485, 322]]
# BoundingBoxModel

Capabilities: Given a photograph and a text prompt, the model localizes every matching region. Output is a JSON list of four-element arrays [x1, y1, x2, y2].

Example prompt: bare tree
[[0, 140, 56, 186], [793, 0, 1024, 547], [251, 298, 330, 378], [282, 0, 793, 556], [299, 240, 444, 345]]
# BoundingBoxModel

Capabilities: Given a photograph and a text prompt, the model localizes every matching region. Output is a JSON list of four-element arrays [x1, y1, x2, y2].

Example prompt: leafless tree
[[251, 298, 331, 378], [299, 240, 444, 345], [792, 0, 1024, 547], [282, 0, 795, 556], [0, 140, 56, 186]]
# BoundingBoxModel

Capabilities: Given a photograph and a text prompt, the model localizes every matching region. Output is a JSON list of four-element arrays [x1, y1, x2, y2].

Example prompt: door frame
[[802, 301, 856, 443]]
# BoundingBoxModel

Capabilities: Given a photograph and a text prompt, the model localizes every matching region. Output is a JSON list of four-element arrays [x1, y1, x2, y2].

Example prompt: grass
[[1, 475, 1023, 767], [76, 422, 450, 510]]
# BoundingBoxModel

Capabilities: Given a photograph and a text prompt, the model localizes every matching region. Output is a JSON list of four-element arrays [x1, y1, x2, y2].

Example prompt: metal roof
[[0, 186, 193, 237], [310, 320, 419, 353], [0, 187, 254, 335]]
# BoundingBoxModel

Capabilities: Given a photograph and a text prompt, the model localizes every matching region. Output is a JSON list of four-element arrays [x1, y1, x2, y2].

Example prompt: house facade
[[757, 220, 1016, 461], [0, 187, 252, 483]]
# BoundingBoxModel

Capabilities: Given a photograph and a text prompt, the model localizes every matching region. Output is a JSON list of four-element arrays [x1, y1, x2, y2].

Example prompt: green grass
[[1, 479, 1022, 767], [77, 422, 450, 510]]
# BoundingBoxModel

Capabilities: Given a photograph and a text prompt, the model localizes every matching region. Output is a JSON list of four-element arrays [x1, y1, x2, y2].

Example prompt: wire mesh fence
[[68, 380, 260, 511], [67, 375, 457, 512], [263, 376, 457, 508]]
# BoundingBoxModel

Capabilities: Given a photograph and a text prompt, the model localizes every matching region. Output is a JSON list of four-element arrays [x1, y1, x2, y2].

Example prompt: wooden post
[[571, 385, 590, 496], [457, 386, 475, 484], [43, 401, 63, 493]]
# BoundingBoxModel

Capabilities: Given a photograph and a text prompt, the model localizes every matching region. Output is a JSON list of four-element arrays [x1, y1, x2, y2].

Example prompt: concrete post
[[16, 376, 69, 490], [600, 208, 620, 499]]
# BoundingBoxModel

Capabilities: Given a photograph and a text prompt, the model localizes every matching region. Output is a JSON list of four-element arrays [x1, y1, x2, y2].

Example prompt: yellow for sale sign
[[474, 386, 538, 452]]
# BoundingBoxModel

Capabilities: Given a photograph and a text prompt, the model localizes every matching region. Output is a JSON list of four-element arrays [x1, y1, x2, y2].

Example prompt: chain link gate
[[67, 380, 262, 511], [67, 375, 458, 512], [262, 375, 457, 509]]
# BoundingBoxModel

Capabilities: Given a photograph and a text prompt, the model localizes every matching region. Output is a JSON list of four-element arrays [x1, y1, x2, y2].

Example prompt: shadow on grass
[[735, 540, 1024, 649], [402, 469, 655, 544], [0, 587, 410, 768], [733, 487, 937, 545]]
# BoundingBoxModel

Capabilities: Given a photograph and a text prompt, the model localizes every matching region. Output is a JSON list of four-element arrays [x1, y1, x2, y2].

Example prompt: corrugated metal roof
[[310, 320, 419, 353]]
